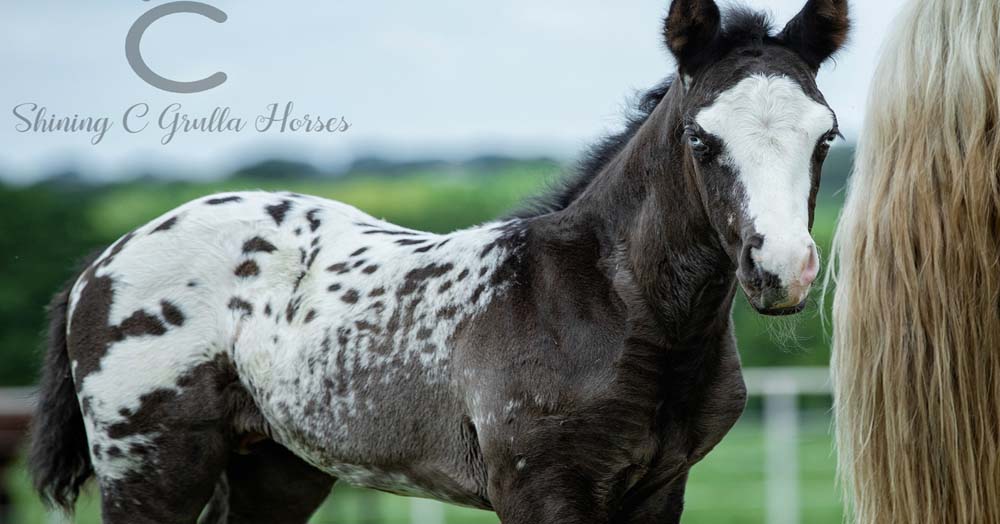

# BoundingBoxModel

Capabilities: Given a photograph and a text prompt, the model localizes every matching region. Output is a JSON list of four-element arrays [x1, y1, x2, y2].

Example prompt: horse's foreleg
[[221, 440, 336, 524]]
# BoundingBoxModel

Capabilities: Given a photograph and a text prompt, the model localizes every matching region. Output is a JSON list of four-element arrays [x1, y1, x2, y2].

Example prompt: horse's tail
[[28, 268, 94, 512]]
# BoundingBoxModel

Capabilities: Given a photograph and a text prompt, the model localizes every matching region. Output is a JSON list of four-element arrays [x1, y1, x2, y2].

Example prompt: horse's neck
[[548, 92, 737, 342]]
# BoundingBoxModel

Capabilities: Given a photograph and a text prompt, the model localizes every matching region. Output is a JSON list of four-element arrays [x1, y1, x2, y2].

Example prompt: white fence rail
[[2, 367, 833, 524]]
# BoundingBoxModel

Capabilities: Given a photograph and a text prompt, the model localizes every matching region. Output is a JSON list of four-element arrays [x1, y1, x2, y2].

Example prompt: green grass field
[[6, 415, 841, 523]]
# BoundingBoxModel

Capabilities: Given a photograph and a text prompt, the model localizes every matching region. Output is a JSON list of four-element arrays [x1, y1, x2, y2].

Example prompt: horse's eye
[[821, 130, 842, 148], [687, 133, 709, 154]]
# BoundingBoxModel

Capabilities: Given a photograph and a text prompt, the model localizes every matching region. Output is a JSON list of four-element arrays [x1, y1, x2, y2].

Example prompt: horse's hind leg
[[84, 356, 235, 524], [97, 429, 227, 524], [220, 441, 336, 524]]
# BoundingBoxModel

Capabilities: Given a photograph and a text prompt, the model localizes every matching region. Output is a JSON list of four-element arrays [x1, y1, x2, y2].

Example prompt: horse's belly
[[234, 321, 490, 508], [261, 380, 490, 507]]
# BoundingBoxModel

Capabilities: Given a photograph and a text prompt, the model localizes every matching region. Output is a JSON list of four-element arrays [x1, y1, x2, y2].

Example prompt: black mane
[[512, 7, 775, 219], [510, 78, 674, 219]]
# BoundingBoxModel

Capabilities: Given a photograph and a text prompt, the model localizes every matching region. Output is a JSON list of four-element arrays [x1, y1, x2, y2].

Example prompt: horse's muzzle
[[737, 234, 818, 316]]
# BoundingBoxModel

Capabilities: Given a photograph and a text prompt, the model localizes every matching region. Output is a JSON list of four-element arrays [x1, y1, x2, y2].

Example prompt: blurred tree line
[[0, 148, 853, 386]]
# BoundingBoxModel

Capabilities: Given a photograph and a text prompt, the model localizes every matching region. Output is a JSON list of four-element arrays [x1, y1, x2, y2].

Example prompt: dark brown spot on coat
[[206, 195, 242, 205], [349, 247, 369, 257], [99, 232, 136, 268], [355, 320, 380, 333], [395, 238, 427, 246], [160, 300, 185, 326], [243, 237, 277, 254], [110, 310, 167, 342], [341, 290, 360, 304], [369, 287, 385, 297], [266, 200, 293, 225], [480, 241, 498, 258], [328, 283, 342, 292], [362, 265, 378, 274], [66, 270, 114, 384], [437, 305, 458, 319], [304, 310, 317, 323], [399, 263, 454, 296], [228, 297, 254, 316], [152, 216, 179, 233], [326, 263, 350, 274], [235, 260, 260, 278], [362, 229, 418, 236], [306, 248, 321, 269], [457, 269, 470, 281], [306, 209, 322, 232], [285, 297, 303, 323]]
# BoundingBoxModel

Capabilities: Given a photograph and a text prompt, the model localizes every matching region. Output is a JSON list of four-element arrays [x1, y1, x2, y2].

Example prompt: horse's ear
[[778, 0, 850, 71], [664, 0, 721, 75]]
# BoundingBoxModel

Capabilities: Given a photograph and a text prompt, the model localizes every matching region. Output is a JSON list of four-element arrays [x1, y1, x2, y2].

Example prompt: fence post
[[763, 377, 800, 524]]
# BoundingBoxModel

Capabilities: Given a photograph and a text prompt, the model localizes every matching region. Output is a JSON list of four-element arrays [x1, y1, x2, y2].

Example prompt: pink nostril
[[799, 246, 819, 287]]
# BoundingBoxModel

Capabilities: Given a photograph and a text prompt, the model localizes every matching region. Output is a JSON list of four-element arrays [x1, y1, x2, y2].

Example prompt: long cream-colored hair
[[830, 0, 1000, 522]]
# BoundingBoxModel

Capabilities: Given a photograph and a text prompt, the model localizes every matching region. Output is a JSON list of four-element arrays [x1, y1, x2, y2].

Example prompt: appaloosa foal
[[29, 0, 848, 522]]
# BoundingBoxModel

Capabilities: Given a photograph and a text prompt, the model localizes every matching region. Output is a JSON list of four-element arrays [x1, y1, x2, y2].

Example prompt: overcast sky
[[0, 0, 904, 184]]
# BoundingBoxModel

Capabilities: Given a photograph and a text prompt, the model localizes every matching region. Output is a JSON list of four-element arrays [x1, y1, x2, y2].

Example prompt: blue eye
[[687, 133, 709, 154]]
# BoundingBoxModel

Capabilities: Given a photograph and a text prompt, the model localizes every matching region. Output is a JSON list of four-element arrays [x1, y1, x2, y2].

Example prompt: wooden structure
[[0, 388, 33, 524]]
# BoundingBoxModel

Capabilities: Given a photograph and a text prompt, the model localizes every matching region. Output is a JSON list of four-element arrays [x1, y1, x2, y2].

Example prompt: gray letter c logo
[[126, 1, 228, 93]]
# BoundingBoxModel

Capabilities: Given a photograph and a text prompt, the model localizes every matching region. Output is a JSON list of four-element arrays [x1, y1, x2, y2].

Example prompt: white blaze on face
[[696, 74, 832, 295]]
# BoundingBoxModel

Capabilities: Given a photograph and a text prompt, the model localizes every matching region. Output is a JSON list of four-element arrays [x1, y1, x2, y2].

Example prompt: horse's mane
[[510, 78, 674, 219], [511, 7, 774, 219]]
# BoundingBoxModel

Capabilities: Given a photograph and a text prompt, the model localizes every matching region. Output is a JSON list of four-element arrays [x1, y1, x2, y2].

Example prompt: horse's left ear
[[664, 0, 722, 76], [778, 0, 851, 71]]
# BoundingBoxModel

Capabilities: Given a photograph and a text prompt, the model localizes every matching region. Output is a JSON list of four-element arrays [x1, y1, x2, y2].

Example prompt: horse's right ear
[[664, 0, 721, 75]]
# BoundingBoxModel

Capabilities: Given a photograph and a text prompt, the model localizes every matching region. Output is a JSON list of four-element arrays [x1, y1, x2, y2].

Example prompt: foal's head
[[666, 0, 848, 315]]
